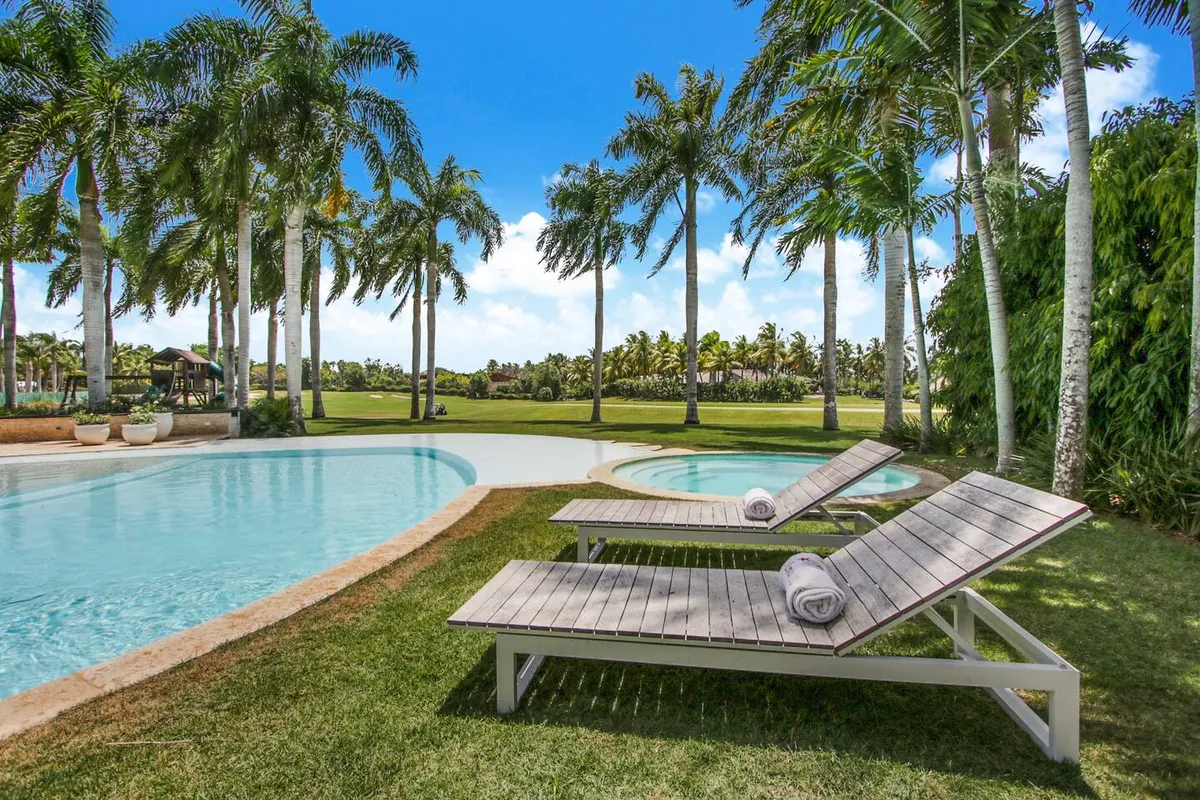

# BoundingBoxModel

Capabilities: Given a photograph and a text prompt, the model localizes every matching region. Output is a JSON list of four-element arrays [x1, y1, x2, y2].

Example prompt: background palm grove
[[0, 0, 1197, 535]]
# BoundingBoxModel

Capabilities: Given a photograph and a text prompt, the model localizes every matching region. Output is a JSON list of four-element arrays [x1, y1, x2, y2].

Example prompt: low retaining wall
[[0, 411, 234, 444]]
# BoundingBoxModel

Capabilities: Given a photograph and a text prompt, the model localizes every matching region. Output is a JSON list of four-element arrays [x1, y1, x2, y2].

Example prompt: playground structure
[[57, 348, 225, 408]]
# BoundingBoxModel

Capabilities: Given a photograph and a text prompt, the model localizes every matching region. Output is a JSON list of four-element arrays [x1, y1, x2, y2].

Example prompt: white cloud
[[666, 232, 781, 285], [695, 190, 716, 213], [914, 236, 947, 265], [465, 211, 622, 299]]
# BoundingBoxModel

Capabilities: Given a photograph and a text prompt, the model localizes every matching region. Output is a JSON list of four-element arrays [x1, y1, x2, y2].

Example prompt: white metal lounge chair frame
[[493, 587, 1080, 762], [456, 483, 1091, 763], [561, 440, 902, 562], [573, 508, 882, 562]]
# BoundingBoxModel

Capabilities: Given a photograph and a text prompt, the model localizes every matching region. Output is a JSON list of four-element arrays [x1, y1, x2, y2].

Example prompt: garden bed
[[0, 410, 236, 444]]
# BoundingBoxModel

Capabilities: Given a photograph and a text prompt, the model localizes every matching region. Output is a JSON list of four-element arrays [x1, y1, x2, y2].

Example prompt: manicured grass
[[2, 485, 1197, 798], [305, 391, 929, 457]]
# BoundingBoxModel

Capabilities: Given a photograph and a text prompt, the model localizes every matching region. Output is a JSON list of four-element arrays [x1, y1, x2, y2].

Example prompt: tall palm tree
[[347, 191, 467, 405], [238, 0, 419, 431], [146, 11, 273, 411], [608, 64, 741, 425], [1128, 0, 1200, 437], [390, 153, 502, 420], [1051, 1, 1095, 497], [0, 0, 149, 405], [306, 192, 362, 419], [849, 0, 1051, 471], [538, 160, 629, 422], [626, 330, 654, 378]]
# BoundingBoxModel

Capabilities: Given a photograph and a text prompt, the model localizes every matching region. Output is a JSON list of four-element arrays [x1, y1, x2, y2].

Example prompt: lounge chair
[[449, 472, 1091, 762], [551, 440, 904, 561]]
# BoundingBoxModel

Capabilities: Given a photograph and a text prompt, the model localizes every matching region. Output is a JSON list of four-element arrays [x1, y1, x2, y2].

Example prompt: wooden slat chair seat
[[449, 473, 1092, 763], [551, 440, 904, 560]]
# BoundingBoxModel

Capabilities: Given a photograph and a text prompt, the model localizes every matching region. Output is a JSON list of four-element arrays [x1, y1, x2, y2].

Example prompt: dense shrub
[[930, 98, 1193, 450], [244, 397, 294, 438], [603, 375, 816, 403], [535, 386, 554, 402], [929, 98, 1198, 534], [467, 371, 490, 399]]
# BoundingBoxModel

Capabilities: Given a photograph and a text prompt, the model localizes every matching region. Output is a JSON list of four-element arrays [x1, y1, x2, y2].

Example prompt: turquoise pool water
[[612, 452, 920, 497], [0, 448, 474, 698]]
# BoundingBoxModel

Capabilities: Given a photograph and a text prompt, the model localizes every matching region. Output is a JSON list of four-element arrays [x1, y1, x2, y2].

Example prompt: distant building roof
[[490, 371, 517, 383], [149, 347, 210, 366]]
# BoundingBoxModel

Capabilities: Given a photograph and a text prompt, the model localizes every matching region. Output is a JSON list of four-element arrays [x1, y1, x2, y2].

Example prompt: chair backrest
[[821, 471, 1090, 654], [769, 440, 904, 528]]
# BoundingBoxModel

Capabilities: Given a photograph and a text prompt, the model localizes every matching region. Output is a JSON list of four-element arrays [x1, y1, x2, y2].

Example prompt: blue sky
[[13, 1, 1194, 369]]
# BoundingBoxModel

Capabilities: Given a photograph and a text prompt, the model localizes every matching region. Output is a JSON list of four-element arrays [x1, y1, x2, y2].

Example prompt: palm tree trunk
[[104, 260, 114, 396], [958, 92, 1017, 472], [906, 227, 934, 451], [216, 239, 236, 410], [1052, 2, 1094, 497], [882, 225, 906, 429], [1189, 0, 1200, 438], [591, 252, 604, 423], [283, 201, 306, 433], [236, 198, 252, 411], [683, 178, 700, 425], [2, 252, 15, 409], [207, 290, 219, 367], [75, 156, 107, 405], [309, 254, 325, 419], [953, 145, 964, 264], [423, 230, 438, 421], [822, 231, 839, 431], [410, 268, 422, 420], [266, 297, 278, 400]]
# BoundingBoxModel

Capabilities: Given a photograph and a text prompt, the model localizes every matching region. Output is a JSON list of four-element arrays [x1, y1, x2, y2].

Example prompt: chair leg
[[1048, 672, 1081, 763], [577, 531, 590, 562], [952, 592, 976, 657], [496, 635, 521, 715]]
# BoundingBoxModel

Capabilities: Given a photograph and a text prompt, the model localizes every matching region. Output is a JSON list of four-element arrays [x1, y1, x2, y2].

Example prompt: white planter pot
[[74, 423, 111, 446], [122, 423, 159, 446], [154, 412, 174, 440]]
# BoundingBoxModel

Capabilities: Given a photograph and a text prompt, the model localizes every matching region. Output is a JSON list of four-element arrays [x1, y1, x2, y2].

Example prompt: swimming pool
[[611, 452, 921, 498], [0, 447, 474, 698]]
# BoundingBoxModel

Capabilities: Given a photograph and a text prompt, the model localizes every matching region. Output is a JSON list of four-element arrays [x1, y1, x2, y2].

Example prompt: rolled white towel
[[779, 552, 846, 624], [742, 487, 776, 520]]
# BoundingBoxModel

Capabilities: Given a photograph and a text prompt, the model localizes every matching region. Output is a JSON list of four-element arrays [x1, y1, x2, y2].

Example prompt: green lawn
[[3, 393, 1196, 797], [304, 391, 944, 460], [2, 485, 1196, 798]]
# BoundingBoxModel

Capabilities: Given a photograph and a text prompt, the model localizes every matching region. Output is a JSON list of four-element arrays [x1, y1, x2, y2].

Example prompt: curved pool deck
[[0, 433, 646, 740]]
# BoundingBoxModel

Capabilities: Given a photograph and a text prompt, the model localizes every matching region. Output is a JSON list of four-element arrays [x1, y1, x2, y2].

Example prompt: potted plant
[[122, 405, 161, 446], [152, 403, 175, 440], [72, 410, 111, 446]]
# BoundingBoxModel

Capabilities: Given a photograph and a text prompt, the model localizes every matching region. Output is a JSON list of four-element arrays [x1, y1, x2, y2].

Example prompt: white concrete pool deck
[[0, 432, 648, 485]]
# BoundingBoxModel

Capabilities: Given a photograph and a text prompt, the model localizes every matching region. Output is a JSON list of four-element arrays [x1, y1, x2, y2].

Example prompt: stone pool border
[[588, 449, 949, 504], [0, 478, 595, 742]]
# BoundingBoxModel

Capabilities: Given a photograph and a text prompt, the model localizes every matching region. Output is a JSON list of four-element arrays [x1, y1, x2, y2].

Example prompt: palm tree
[[390, 154, 502, 420], [146, 11, 273, 411], [734, 132, 856, 430], [848, 0, 1051, 471], [238, 0, 419, 431], [0, 197, 54, 407], [626, 330, 654, 378], [306, 192, 363, 419], [538, 160, 629, 422], [604, 344, 629, 382], [1128, 0, 1200, 437], [608, 64, 741, 425], [1050, 1, 1095, 496], [348, 191, 467, 403], [0, 0, 148, 405], [755, 322, 786, 377]]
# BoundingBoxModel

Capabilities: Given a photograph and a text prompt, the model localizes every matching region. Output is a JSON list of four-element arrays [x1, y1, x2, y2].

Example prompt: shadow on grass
[[436, 540, 1096, 794]]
